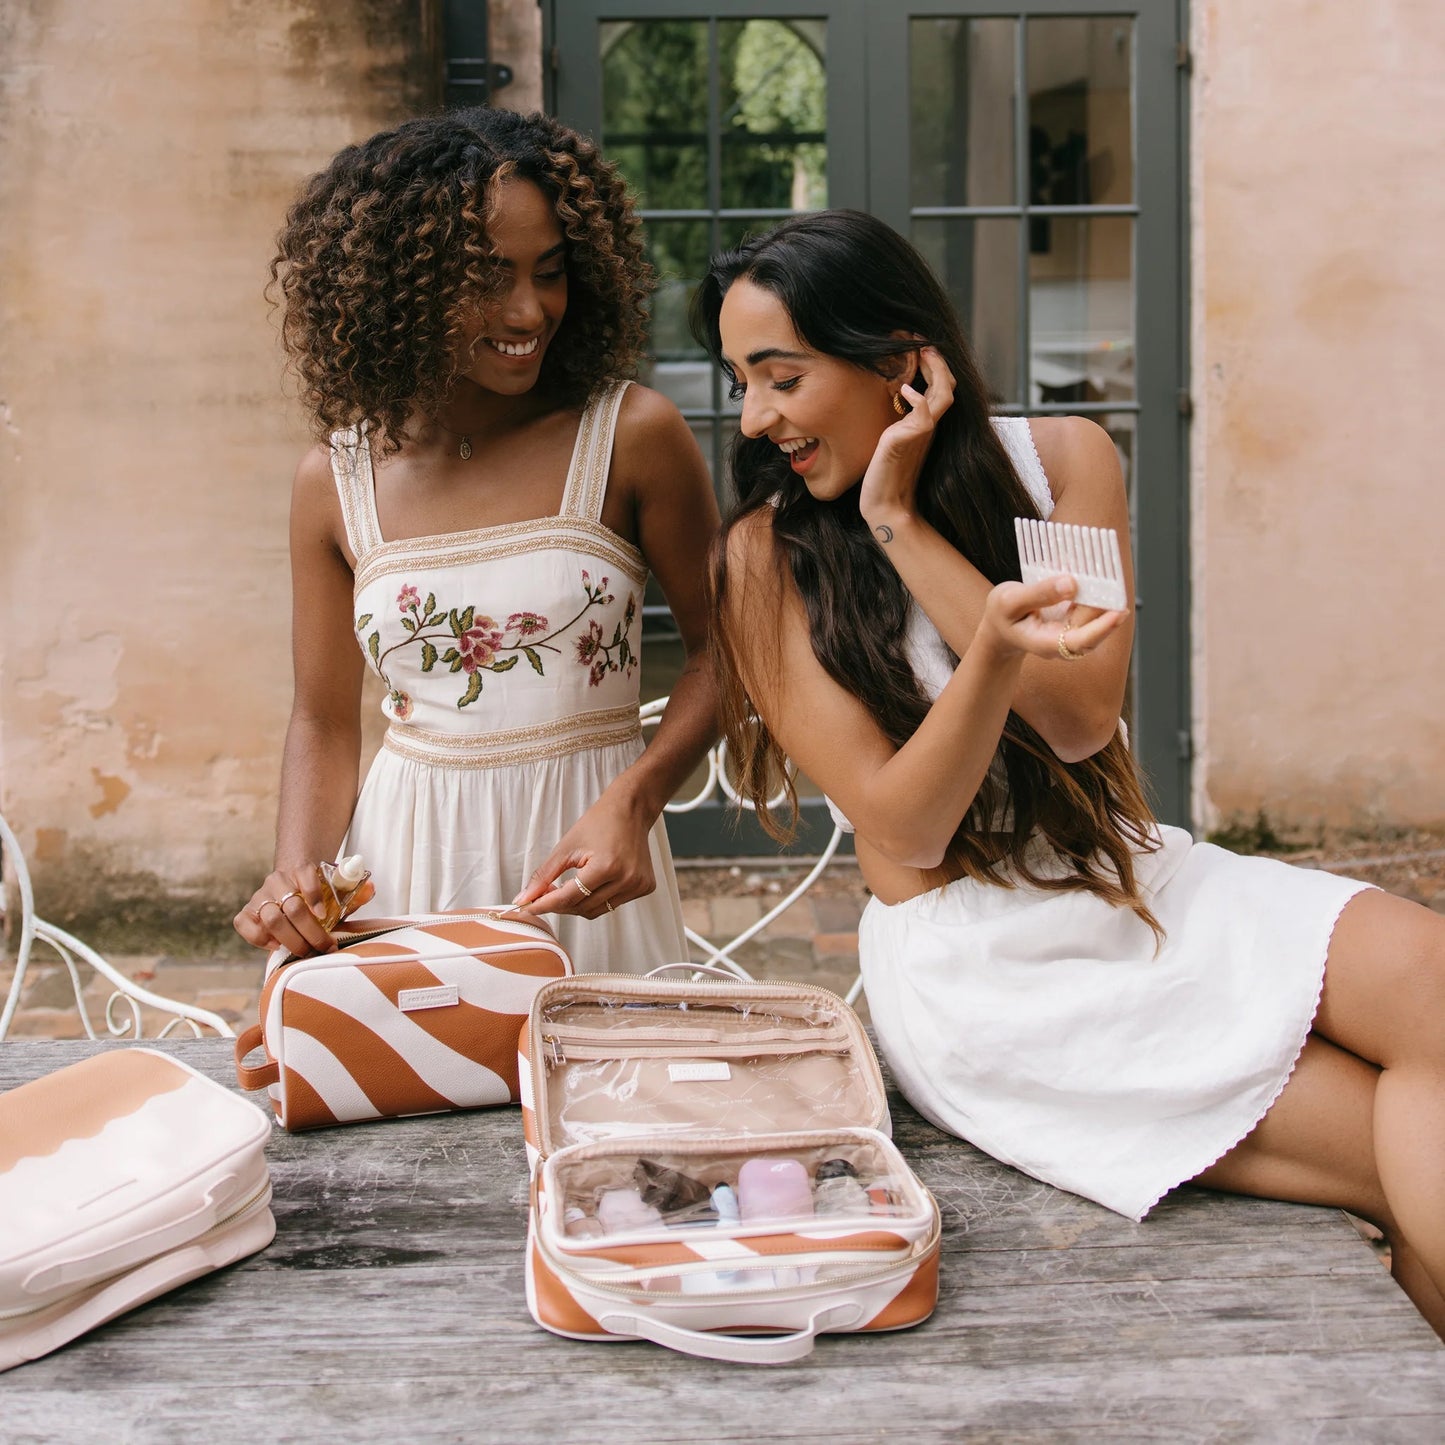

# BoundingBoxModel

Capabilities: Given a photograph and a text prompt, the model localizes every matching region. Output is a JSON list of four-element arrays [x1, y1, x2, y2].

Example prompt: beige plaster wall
[[1192, 0, 1445, 832], [0, 0, 438, 939]]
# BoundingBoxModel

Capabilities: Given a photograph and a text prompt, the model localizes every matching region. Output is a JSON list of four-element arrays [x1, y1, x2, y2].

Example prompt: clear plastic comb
[[1014, 518, 1127, 611]]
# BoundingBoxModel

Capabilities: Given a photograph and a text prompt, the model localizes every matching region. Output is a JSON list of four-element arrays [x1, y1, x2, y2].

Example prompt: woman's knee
[[1316, 890, 1445, 1070]]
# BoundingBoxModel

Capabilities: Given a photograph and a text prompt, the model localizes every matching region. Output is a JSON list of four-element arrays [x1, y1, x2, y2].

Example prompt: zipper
[[540, 1215, 938, 1305], [0, 1177, 273, 1324], [271, 908, 561, 976], [540, 1034, 851, 1066], [529, 976, 885, 1157]]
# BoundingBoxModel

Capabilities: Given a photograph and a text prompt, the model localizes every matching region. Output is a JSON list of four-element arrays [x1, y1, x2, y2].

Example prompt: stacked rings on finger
[[276, 890, 303, 906], [1057, 628, 1085, 662], [573, 876, 593, 899]]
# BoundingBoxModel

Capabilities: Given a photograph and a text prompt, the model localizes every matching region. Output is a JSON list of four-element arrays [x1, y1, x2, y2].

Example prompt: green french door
[[551, 1, 1189, 848]]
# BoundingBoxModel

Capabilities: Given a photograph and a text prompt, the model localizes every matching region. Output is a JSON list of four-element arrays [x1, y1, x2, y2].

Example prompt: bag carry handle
[[23, 1176, 243, 1296], [234, 1024, 278, 1091], [594, 1302, 863, 1365], [645, 959, 754, 983]]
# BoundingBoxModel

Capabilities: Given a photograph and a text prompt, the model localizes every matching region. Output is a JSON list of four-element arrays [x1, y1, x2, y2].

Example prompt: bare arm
[[859, 354, 1132, 761], [233, 444, 368, 955], [515, 386, 720, 916], [730, 510, 1123, 872]]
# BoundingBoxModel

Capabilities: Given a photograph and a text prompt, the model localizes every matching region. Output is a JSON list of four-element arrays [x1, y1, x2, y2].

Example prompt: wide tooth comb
[[1013, 517, 1127, 611]]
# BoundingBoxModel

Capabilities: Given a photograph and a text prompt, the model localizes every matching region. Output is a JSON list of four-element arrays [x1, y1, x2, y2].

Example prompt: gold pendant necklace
[[458, 436, 472, 460]]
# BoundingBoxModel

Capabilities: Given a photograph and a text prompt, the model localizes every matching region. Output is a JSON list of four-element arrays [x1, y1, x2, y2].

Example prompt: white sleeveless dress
[[849, 417, 1374, 1220], [330, 380, 687, 975]]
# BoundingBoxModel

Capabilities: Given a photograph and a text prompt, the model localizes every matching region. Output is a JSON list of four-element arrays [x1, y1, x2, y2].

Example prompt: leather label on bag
[[398, 984, 460, 1012], [667, 1061, 732, 1083]]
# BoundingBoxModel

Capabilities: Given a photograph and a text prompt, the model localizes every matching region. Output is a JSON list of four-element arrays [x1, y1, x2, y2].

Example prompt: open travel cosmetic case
[[519, 973, 941, 1364]]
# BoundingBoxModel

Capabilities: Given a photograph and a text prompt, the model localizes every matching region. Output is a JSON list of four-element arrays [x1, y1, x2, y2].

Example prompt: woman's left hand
[[859, 344, 956, 528], [510, 793, 658, 919]]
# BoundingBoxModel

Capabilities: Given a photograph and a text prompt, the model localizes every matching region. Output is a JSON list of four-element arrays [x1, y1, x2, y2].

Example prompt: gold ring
[[573, 876, 593, 899], [1057, 628, 1085, 662], [276, 890, 303, 907]]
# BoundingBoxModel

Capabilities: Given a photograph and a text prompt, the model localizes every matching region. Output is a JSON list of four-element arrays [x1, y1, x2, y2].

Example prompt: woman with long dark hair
[[692, 209, 1445, 1333]]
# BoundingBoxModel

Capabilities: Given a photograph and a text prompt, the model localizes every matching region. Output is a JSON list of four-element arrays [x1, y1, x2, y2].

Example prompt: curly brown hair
[[270, 107, 652, 452]]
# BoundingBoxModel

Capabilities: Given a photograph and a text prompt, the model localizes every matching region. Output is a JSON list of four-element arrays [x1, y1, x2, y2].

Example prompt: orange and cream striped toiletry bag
[[1, 1048, 275, 1373], [234, 907, 572, 1131], [520, 974, 941, 1364]]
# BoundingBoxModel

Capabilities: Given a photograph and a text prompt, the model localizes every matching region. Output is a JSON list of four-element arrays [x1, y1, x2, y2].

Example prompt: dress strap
[[329, 424, 386, 560], [991, 415, 1055, 520], [559, 380, 632, 522]]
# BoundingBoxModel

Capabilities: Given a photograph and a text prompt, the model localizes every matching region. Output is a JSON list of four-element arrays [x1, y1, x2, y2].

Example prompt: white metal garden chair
[[0, 810, 234, 1041], [642, 698, 863, 1007]]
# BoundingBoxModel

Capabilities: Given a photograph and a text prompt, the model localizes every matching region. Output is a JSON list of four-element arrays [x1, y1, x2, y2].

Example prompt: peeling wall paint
[[0, 0, 438, 931]]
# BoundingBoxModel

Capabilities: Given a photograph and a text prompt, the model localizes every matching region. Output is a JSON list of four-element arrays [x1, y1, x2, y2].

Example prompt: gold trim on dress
[[381, 704, 643, 770], [353, 518, 646, 595]]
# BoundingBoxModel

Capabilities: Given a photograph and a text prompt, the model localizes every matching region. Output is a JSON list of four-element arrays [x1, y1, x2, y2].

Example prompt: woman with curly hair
[[234, 107, 717, 973], [693, 210, 1445, 1334]]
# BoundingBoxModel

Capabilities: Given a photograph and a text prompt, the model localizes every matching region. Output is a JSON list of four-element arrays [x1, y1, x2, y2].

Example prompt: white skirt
[[342, 736, 688, 977], [859, 825, 1373, 1220]]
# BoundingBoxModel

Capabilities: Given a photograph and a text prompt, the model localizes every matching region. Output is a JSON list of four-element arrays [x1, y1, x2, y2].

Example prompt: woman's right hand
[[233, 865, 367, 958], [980, 574, 1127, 663]]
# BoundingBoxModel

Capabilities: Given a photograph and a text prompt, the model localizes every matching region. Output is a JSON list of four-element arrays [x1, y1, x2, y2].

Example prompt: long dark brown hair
[[691, 210, 1161, 926], [269, 107, 651, 453]]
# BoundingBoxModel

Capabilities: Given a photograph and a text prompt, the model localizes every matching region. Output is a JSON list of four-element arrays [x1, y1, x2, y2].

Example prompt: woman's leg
[[1194, 889, 1445, 1335]]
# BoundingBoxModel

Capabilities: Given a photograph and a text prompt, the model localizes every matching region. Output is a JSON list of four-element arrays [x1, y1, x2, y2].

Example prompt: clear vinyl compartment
[[540, 1129, 934, 1298], [534, 986, 884, 1149]]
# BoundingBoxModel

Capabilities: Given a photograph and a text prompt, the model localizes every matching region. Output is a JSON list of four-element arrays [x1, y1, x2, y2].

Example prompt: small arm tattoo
[[874, 523, 894, 544]]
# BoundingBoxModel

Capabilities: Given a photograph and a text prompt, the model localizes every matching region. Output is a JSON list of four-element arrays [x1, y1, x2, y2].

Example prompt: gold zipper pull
[[543, 1034, 565, 1067]]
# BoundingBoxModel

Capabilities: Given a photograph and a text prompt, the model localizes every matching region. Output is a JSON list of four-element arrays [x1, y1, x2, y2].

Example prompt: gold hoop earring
[[891, 392, 908, 417]]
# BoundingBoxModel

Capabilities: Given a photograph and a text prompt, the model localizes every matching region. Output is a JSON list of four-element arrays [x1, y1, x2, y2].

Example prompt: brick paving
[[5, 840, 1444, 1041]]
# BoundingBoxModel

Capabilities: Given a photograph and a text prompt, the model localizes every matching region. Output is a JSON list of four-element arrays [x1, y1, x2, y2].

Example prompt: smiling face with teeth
[[455, 177, 567, 399], [718, 278, 899, 502]]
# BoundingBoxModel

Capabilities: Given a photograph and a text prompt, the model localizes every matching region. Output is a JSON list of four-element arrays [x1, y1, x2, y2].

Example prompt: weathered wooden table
[[2, 1039, 1442, 1442]]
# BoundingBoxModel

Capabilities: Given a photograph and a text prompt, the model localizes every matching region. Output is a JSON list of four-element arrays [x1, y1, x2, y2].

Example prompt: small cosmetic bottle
[[563, 1207, 604, 1239], [737, 1158, 814, 1222], [812, 1158, 871, 1217], [315, 854, 373, 931]]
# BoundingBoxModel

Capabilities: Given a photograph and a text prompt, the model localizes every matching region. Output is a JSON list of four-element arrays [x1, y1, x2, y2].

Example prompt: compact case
[[0, 1048, 275, 1373], [235, 907, 573, 1131], [520, 974, 941, 1363]]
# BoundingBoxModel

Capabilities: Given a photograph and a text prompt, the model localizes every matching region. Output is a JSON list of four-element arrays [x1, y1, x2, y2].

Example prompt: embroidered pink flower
[[575, 620, 603, 664], [457, 616, 504, 673], [505, 611, 549, 637], [388, 690, 414, 721], [588, 660, 607, 688], [397, 584, 421, 613]]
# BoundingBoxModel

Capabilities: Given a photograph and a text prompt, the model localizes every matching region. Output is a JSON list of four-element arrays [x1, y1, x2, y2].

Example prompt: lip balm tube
[[710, 1183, 740, 1225], [737, 1158, 814, 1222]]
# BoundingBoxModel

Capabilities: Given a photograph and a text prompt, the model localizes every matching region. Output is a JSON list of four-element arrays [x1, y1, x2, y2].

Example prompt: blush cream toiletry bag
[[235, 907, 572, 1131], [0, 1048, 275, 1373], [519, 972, 941, 1363]]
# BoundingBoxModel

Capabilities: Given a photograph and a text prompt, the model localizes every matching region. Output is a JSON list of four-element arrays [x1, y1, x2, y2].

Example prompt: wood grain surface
[[1, 1038, 1442, 1443]]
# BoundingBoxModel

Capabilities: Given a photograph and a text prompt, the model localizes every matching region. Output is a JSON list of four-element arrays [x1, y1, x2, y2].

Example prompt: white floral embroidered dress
[[330, 380, 687, 974]]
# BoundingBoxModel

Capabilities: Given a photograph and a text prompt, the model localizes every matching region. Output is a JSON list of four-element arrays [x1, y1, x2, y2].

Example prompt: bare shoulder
[[1026, 415, 1123, 505], [290, 441, 348, 552], [721, 506, 787, 610], [611, 382, 707, 486], [293, 440, 336, 497]]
